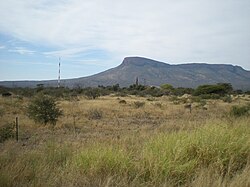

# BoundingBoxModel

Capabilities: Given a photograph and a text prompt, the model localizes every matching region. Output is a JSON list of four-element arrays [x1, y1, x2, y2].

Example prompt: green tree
[[194, 83, 233, 96], [84, 88, 101, 99], [160, 84, 174, 95], [27, 94, 63, 126], [160, 84, 174, 90]]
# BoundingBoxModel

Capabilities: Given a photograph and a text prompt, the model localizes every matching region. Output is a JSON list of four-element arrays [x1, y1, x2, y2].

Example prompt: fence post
[[16, 116, 19, 142]]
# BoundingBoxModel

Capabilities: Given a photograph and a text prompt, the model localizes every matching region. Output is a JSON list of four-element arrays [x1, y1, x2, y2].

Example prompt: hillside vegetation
[[0, 89, 250, 186]]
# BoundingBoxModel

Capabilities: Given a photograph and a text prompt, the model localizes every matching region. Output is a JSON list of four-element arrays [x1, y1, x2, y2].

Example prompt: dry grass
[[0, 95, 250, 186]]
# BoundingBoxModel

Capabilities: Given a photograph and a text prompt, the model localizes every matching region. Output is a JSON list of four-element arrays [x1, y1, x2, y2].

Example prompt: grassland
[[0, 94, 250, 186]]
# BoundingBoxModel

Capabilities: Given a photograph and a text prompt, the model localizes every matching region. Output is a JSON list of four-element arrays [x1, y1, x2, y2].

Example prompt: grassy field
[[0, 94, 250, 186]]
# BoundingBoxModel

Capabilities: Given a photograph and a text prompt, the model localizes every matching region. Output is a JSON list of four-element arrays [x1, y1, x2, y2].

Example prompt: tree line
[[0, 82, 249, 99]]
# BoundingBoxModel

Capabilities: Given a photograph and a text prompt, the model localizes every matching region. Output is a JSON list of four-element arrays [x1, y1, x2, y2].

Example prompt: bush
[[194, 83, 233, 96], [27, 94, 63, 126], [222, 95, 232, 103], [0, 106, 4, 118], [230, 105, 250, 117], [87, 109, 103, 120], [199, 93, 220, 99], [0, 123, 15, 143], [134, 101, 145, 108], [197, 99, 206, 107], [84, 88, 101, 99], [119, 100, 127, 104]]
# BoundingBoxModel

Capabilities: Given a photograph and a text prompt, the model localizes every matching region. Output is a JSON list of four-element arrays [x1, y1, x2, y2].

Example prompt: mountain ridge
[[1, 56, 250, 90]]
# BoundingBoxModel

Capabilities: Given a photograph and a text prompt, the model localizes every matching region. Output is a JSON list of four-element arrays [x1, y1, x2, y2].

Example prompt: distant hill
[[1, 57, 250, 90]]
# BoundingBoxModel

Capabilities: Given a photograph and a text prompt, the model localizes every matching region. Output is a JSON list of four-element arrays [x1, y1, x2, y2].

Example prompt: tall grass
[[140, 121, 250, 185], [0, 119, 249, 186]]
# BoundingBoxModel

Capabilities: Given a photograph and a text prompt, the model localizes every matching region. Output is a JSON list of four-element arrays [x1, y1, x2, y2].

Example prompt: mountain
[[1, 57, 250, 90]]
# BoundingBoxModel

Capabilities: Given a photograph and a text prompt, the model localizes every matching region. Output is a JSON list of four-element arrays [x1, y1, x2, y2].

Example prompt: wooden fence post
[[16, 117, 19, 142]]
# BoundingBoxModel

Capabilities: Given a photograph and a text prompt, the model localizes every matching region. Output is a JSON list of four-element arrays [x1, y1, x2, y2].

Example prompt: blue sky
[[0, 0, 250, 81]]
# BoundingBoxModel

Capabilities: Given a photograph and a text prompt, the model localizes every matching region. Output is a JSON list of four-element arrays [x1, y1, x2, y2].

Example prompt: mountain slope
[[69, 57, 250, 90], [1, 57, 250, 90]]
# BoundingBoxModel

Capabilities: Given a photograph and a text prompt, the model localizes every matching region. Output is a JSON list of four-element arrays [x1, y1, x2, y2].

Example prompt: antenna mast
[[58, 57, 61, 88]]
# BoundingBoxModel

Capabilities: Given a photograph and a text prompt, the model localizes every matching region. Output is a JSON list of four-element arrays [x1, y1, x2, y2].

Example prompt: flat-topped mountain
[[1, 57, 250, 90]]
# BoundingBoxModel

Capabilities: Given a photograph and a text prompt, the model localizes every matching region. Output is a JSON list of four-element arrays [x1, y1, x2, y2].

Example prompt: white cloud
[[43, 47, 93, 58], [8, 47, 35, 55], [0, 0, 250, 69]]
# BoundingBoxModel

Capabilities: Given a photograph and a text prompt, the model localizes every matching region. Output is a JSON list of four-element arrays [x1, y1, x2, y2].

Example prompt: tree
[[160, 84, 174, 95], [160, 84, 174, 90], [27, 94, 63, 126], [84, 88, 101, 99], [194, 83, 233, 96]]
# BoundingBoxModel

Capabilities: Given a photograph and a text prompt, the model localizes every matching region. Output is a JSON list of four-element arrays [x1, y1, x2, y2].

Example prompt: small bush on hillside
[[230, 105, 250, 117], [119, 100, 127, 104], [134, 101, 145, 108], [200, 93, 221, 99], [0, 123, 15, 143], [198, 100, 206, 107], [116, 92, 128, 97], [169, 96, 179, 102], [146, 97, 156, 101], [191, 96, 202, 103], [222, 95, 232, 103], [27, 94, 63, 126], [84, 88, 101, 99], [0, 107, 4, 118], [87, 109, 103, 120]]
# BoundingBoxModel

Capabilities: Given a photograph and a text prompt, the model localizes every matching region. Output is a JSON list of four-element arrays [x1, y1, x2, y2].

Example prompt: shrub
[[222, 95, 232, 103], [119, 100, 127, 104], [194, 83, 233, 96], [134, 101, 145, 108], [0, 123, 15, 143], [84, 88, 101, 99], [230, 105, 250, 117], [27, 94, 63, 126], [2, 92, 12, 97], [146, 97, 156, 101], [0, 106, 4, 118], [87, 109, 103, 120], [198, 99, 206, 107], [169, 96, 179, 102], [200, 93, 220, 99]]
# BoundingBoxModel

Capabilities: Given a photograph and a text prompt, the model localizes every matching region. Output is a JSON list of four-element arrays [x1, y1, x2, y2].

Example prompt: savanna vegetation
[[0, 83, 250, 186]]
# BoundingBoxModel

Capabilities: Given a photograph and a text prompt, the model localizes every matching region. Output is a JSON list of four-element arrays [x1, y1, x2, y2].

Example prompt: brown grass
[[0, 94, 249, 186]]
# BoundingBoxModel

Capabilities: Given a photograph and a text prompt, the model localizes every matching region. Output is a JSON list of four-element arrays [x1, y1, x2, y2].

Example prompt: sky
[[0, 0, 250, 81]]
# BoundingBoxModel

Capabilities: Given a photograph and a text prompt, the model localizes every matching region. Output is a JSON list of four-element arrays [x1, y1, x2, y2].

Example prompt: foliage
[[173, 87, 194, 96], [1, 92, 12, 97], [194, 83, 233, 96], [0, 81, 247, 99], [134, 101, 145, 108], [0, 123, 15, 143], [0, 106, 5, 118], [222, 95, 232, 103], [129, 84, 147, 91], [160, 84, 174, 95], [230, 104, 250, 117], [87, 109, 103, 120], [200, 93, 221, 99], [27, 94, 63, 126], [118, 100, 127, 104], [84, 88, 101, 99], [160, 84, 174, 90]]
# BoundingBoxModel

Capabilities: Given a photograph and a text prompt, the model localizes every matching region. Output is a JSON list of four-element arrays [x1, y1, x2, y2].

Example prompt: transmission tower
[[58, 57, 61, 88]]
